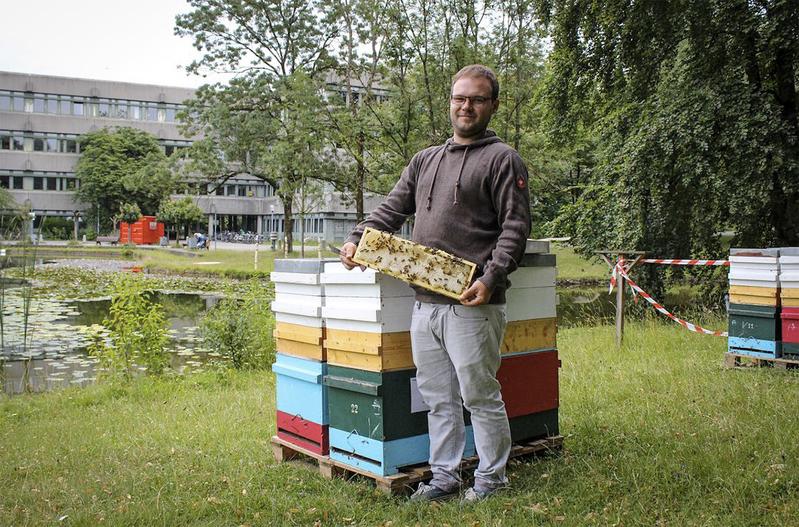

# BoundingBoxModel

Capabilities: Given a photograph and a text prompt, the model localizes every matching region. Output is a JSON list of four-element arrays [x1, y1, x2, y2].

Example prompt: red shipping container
[[780, 307, 799, 344], [276, 410, 329, 455], [497, 349, 560, 419], [119, 216, 165, 245]]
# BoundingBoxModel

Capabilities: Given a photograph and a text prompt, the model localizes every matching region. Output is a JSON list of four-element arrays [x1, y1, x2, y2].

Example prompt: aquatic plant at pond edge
[[200, 279, 275, 369], [87, 274, 169, 381]]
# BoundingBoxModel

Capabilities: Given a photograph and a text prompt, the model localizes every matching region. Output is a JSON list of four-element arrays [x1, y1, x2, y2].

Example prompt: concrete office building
[[0, 71, 400, 243]]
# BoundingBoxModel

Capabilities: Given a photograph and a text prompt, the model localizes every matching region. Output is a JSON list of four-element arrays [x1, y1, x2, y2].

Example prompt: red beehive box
[[276, 410, 329, 455], [120, 216, 165, 245], [497, 349, 560, 418], [781, 307, 799, 344]]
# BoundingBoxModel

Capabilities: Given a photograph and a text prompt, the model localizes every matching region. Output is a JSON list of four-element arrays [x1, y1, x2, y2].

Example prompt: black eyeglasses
[[450, 95, 492, 106]]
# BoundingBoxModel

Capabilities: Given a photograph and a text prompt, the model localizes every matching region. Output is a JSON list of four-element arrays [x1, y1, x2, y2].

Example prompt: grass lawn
[[136, 248, 337, 278], [2, 320, 797, 526], [550, 243, 608, 283]]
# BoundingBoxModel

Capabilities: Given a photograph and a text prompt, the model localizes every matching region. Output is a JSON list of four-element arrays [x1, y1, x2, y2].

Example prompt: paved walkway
[[21, 239, 322, 253]]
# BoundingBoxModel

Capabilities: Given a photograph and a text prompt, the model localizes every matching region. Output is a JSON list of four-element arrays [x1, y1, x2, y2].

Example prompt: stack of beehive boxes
[[779, 248, 799, 360], [270, 259, 333, 455], [320, 262, 462, 476], [497, 242, 559, 443], [728, 248, 781, 359], [271, 241, 560, 477]]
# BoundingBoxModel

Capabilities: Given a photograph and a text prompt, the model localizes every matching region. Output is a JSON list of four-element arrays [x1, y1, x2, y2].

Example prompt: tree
[[175, 0, 339, 252], [119, 203, 141, 245], [157, 197, 206, 243], [75, 128, 175, 230], [537, 0, 799, 260]]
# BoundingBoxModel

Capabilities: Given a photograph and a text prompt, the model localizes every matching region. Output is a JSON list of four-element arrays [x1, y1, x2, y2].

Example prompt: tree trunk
[[282, 196, 294, 253], [356, 132, 365, 223]]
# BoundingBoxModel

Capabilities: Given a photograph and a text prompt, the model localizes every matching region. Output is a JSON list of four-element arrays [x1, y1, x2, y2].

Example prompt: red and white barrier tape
[[611, 262, 727, 337], [640, 259, 729, 266]]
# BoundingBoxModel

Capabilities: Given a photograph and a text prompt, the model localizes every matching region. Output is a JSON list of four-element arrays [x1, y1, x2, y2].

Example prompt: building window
[[0, 176, 8, 189], [13, 96, 24, 112], [24, 97, 33, 113], [47, 177, 57, 190], [114, 103, 128, 119], [65, 179, 76, 190], [12, 176, 23, 189], [215, 186, 224, 196], [165, 107, 177, 122], [130, 104, 141, 120], [47, 98, 58, 114], [238, 185, 247, 197], [33, 177, 44, 190], [73, 101, 84, 116], [0, 94, 10, 111], [12, 135, 23, 151], [97, 102, 110, 117], [33, 98, 45, 113], [46, 138, 58, 152], [33, 137, 45, 151], [0, 135, 9, 150], [146, 104, 158, 121]]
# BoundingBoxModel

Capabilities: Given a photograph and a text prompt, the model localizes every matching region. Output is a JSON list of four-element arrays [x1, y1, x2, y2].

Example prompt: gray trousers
[[410, 301, 511, 491]]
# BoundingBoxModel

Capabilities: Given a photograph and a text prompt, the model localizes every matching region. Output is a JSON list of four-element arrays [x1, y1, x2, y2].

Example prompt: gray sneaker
[[409, 482, 458, 502], [461, 486, 504, 503]]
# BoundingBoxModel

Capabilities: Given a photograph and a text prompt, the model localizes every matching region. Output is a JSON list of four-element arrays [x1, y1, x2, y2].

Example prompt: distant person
[[340, 65, 531, 502], [194, 232, 208, 250]]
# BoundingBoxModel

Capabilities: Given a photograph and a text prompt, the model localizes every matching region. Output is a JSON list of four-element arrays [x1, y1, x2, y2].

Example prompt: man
[[340, 64, 531, 502]]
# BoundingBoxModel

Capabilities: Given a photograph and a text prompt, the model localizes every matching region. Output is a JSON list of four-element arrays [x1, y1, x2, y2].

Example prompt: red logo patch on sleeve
[[516, 176, 526, 189]]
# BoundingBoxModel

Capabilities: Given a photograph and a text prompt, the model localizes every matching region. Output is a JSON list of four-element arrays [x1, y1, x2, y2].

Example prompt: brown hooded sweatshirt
[[347, 130, 532, 304]]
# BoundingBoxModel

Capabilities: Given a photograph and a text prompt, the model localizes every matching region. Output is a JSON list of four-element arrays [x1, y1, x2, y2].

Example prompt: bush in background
[[201, 280, 274, 369]]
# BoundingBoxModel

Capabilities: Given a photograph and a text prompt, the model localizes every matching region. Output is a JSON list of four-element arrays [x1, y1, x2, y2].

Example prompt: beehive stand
[[723, 352, 799, 370], [353, 227, 476, 300], [270, 434, 563, 495]]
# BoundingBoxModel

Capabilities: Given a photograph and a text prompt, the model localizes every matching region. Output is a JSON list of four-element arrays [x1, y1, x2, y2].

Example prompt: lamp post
[[28, 211, 36, 244], [210, 202, 217, 251], [72, 210, 82, 242], [270, 204, 276, 251]]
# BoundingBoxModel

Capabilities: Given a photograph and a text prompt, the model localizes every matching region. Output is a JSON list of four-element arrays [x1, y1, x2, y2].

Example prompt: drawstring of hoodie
[[425, 145, 448, 211], [454, 146, 469, 205], [425, 144, 471, 210]]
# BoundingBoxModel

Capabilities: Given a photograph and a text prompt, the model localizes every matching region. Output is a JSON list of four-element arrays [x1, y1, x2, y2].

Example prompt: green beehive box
[[728, 303, 780, 341], [782, 342, 799, 360], [324, 365, 429, 442]]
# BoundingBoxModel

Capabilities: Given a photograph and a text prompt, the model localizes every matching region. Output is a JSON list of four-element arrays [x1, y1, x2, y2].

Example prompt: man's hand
[[459, 279, 491, 306], [339, 241, 364, 270]]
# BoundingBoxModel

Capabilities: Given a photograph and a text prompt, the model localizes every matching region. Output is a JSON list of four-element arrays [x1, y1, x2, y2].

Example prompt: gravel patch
[[39, 259, 139, 273]]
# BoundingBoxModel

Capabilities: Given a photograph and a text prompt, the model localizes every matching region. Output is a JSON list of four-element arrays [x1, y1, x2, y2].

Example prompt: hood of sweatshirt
[[425, 130, 503, 210]]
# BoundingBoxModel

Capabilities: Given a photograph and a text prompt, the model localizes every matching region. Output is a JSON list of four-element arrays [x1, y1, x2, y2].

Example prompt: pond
[[1, 289, 223, 394]]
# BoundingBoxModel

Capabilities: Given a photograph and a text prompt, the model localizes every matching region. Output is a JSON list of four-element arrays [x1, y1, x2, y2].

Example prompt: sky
[[0, 0, 232, 88]]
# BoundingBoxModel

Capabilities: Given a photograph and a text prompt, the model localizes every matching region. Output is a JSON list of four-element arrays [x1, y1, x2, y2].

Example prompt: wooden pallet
[[723, 352, 799, 370], [270, 434, 563, 495]]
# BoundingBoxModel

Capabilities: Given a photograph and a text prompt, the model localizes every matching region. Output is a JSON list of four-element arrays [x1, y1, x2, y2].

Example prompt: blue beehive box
[[272, 353, 328, 425], [328, 426, 477, 477]]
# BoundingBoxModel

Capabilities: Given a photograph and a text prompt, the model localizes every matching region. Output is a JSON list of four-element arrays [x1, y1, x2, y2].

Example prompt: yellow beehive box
[[325, 328, 413, 372]]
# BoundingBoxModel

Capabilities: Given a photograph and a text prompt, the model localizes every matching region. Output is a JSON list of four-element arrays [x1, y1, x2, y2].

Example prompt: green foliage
[[157, 197, 206, 241], [538, 0, 799, 264], [200, 280, 275, 369], [75, 128, 175, 227], [88, 274, 169, 381]]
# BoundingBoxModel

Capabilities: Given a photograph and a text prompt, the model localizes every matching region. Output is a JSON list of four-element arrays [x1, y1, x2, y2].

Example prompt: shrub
[[200, 280, 274, 369], [88, 274, 169, 381]]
